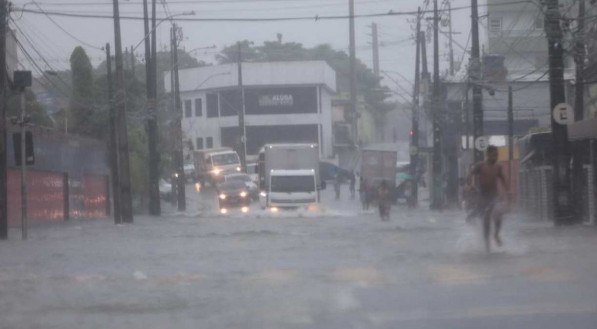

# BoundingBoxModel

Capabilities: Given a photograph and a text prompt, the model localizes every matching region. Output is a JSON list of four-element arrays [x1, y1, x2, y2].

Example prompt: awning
[[568, 118, 597, 141]]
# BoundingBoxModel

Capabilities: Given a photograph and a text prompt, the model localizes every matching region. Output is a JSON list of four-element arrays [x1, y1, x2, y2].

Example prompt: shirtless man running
[[466, 145, 509, 252]]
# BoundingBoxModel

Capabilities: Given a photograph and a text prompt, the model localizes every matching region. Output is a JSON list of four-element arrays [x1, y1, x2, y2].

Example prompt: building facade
[[485, 0, 574, 76], [166, 61, 336, 159]]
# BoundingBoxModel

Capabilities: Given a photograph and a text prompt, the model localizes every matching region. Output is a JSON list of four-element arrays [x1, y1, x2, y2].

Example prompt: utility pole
[[171, 24, 186, 211], [471, 0, 484, 163], [0, 0, 8, 240], [409, 8, 422, 208], [237, 43, 247, 170], [572, 0, 585, 220], [130, 45, 135, 77], [420, 31, 430, 148], [371, 22, 380, 78], [447, 0, 455, 76], [464, 80, 470, 150], [574, 0, 585, 121], [18, 81, 27, 240], [507, 85, 513, 189], [349, 0, 358, 146], [112, 0, 134, 223], [106, 43, 121, 224], [143, 0, 160, 215], [431, 0, 443, 210], [145, 0, 161, 215], [544, 0, 573, 224]]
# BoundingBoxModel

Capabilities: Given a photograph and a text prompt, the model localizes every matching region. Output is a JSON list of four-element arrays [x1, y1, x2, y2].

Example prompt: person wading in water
[[465, 145, 509, 252]]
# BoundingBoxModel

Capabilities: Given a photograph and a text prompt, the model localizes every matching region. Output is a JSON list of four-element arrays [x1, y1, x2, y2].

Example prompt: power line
[[29, 1, 103, 50], [14, 1, 539, 23]]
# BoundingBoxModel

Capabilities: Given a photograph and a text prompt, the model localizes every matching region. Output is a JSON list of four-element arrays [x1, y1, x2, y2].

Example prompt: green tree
[[69, 46, 99, 137]]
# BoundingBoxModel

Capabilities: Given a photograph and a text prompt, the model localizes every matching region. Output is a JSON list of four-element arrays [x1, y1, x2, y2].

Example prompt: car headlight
[[241, 207, 249, 213], [219, 193, 227, 200], [239, 191, 247, 198], [212, 168, 221, 175], [220, 208, 228, 214], [270, 207, 279, 213], [236, 166, 241, 172], [260, 191, 267, 197]]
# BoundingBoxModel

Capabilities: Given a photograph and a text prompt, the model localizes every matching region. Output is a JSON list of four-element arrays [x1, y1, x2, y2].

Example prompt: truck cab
[[268, 169, 318, 209], [194, 148, 242, 186], [257, 143, 321, 210]]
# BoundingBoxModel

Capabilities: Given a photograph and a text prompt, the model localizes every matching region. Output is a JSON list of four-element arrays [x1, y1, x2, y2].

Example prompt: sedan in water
[[223, 173, 259, 200], [216, 180, 251, 214]]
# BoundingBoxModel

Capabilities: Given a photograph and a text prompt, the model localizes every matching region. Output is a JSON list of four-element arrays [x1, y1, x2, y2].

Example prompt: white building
[[165, 61, 336, 159], [486, 0, 574, 77]]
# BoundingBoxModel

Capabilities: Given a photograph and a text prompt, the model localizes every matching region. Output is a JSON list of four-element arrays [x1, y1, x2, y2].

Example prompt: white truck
[[258, 144, 321, 210], [193, 147, 242, 186]]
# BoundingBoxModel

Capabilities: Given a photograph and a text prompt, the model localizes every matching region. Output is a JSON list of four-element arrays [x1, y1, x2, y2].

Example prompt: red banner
[[8, 170, 66, 226], [82, 175, 108, 219]]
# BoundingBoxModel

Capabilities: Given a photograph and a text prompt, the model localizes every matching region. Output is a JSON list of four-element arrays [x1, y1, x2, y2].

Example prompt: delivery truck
[[258, 144, 321, 209], [360, 148, 398, 189]]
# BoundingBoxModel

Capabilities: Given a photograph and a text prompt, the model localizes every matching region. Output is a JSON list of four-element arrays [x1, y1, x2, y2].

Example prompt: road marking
[[429, 265, 486, 285], [332, 266, 385, 287], [521, 266, 575, 282], [245, 268, 298, 285]]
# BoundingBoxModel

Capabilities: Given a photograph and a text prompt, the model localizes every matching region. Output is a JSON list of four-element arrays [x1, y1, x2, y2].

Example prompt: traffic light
[[12, 131, 34, 166]]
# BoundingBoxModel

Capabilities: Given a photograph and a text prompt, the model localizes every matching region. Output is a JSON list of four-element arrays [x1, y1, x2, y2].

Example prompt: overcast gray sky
[[11, 0, 487, 96]]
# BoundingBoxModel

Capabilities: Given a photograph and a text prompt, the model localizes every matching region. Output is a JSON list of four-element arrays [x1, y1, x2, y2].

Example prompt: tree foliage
[[69, 46, 99, 137]]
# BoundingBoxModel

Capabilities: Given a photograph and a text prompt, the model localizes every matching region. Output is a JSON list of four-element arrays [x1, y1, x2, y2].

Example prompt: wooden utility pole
[[471, 0, 484, 163], [0, 0, 8, 240], [544, 0, 573, 224], [572, 0, 586, 220], [171, 24, 186, 211], [574, 0, 585, 121], [19, 86, 27, 240], [145, 0, 161, 215], [507, 85, 514, 189], [349, 0, 358, 146], [130, 46, 135, 77], [106, 43, 121, 224], [409, 9, 422, 208], [431, 0, 443, 210], [237, 43, 247, 170], [420, 31, 430, 147], [447, 0, 455, 76], [112, 0, 134, 223], [371, 22, 380, 78]]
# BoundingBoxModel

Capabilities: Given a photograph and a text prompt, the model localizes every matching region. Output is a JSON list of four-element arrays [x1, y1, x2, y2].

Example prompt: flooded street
[[1, 186, 597, 329]]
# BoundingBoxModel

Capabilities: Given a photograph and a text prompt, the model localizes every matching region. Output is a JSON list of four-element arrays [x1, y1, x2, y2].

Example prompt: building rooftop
[[165, 61, 337, 93]]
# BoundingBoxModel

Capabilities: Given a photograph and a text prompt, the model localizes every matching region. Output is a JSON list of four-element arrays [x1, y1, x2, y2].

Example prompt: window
[[206, 137, 213, 149], [184, 99, 192, 118], [196, 137, 203, 150], [489, 17, 502, 32], [207, 93, 219, 118], [195, 98, 203, 117]]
